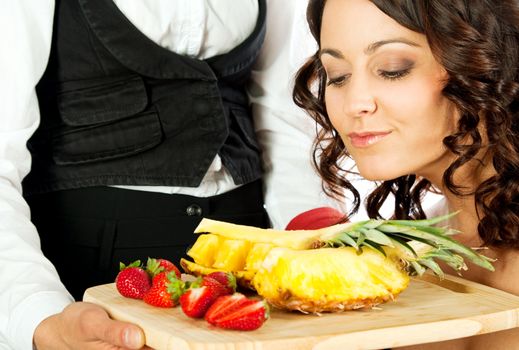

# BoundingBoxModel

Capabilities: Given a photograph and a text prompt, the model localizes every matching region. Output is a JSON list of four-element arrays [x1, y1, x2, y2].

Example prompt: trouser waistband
[[26, 180, 266, 220]]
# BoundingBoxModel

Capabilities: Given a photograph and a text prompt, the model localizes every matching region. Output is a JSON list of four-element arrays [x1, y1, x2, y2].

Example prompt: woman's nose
[[343, 76, 377, 118]]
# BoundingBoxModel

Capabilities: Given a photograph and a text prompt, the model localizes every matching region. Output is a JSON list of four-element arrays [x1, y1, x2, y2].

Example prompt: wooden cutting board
[[83, 274, 519, 350]]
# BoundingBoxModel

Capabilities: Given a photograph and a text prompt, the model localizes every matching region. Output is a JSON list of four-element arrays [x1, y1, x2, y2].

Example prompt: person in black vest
[[25, 0, 269, 302], [31, 0, 268, 348], [1, 0, 347, 349]]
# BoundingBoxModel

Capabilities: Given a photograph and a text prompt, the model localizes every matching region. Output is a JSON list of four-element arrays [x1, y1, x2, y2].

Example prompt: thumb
[[86, 306, 146, 348], [120, 324, 146, 349]]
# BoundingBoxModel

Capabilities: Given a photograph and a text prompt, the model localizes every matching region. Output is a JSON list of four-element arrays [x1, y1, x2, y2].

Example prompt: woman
[[294, 0, 519, 349]]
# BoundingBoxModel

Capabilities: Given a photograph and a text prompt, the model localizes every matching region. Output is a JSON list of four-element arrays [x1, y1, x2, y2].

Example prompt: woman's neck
[[428, 151, 496, 246], [442, 193, 482, 247]]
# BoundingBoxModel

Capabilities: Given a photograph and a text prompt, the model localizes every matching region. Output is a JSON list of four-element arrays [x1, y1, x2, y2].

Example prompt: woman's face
[[320, 0, 459, 182]]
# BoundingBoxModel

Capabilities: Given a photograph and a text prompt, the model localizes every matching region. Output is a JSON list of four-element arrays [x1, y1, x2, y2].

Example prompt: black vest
[[23, 0, 266, 195]]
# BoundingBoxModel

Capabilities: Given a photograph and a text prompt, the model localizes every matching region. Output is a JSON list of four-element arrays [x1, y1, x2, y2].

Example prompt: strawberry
[[146, 257, 181, 279], [203, 272, 236, 294], [143, 271, 184, 308], [211, 299, 269, 331], [115, 260, 151, 299], [180, 276, 231, 318], [179, 285, 220, 318], [201, 277, 234, 297], [204, 293, 250, 324]]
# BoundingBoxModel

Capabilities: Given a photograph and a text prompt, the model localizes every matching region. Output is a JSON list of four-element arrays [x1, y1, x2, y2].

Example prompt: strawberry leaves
[[146, 257, 181, 279], [143, 271, 185, 308]]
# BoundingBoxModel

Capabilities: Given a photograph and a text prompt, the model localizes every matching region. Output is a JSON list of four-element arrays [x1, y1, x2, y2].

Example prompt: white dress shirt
[[249, 0, 347, 227], [0, 1, 345, 349], [113, 0, 258, 197], [0, 2, 72, 350]]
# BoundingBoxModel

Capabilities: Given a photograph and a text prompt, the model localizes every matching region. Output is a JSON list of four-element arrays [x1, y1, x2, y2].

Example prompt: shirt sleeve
[[249, 0, 347, 229], [0, 2, 73, 349]]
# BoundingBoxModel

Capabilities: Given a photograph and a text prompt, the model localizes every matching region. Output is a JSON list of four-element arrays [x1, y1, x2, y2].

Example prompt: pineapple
[[187, 233, 222, 267], [253, 247, 409, 312], [245, 243, 274, 271], [182, 214, 494, 313], [212, 239, 251, 270]]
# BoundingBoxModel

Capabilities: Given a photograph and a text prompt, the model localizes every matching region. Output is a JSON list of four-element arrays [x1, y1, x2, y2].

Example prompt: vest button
[[186, 204, 203, 217]]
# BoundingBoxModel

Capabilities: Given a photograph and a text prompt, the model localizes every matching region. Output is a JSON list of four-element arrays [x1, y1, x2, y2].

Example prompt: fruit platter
[[84, 214, 519, 350]]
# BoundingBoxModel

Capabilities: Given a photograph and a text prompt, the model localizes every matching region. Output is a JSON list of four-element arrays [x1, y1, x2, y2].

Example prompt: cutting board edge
[[310, 313, 517, 350], [83, 274, 519, 350]]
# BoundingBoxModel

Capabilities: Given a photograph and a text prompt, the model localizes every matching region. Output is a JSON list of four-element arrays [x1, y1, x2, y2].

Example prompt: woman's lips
[[347, 131, 392, 148]]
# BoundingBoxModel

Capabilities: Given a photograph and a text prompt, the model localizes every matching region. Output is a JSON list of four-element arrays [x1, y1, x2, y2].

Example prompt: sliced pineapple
[[253, 247, 409, 312], [187, 233, 222, 267], [245, 243, 274, 271], [185, 214, 494, 313], [212, 239, 251, 271]]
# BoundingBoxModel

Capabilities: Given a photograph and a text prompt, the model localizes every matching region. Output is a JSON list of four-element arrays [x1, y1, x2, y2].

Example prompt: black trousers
[[26, 180, 269, 300]]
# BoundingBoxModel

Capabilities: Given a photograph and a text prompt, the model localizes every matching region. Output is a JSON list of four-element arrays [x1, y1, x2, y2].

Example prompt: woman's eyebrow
[[365, 38, 420, 54], [319, 38, 420, 59], [319, 48, 343, 59]]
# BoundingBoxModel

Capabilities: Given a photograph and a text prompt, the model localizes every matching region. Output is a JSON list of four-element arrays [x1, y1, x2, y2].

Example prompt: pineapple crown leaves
[[320, 212, 495, 277]]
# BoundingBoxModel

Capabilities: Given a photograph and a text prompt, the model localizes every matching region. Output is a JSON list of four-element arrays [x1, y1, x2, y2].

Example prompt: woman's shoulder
[[490, 247, 519, 296]]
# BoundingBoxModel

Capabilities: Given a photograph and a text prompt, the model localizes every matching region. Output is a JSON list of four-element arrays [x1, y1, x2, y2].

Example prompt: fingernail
[[123, 328, 142, 348]]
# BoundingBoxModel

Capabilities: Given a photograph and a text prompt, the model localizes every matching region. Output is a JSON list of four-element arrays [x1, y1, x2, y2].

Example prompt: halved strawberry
[[180, 285, 221, 318], [143, 271, 184, 308], [212, 299, 269, 331], [179, 275, 230, 318], [204, 293, 250, 324], [203, 272, 236, 294], [146, 257, 181, 279], [115, 260, 151, 299]]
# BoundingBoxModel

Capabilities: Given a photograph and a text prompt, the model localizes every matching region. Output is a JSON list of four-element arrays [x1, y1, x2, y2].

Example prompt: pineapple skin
[[252, 247, 409, 313], [180, 258, 254, 289]]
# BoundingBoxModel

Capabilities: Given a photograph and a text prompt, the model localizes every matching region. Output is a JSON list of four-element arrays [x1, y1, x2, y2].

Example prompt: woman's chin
[[356, 166, 402, 182]]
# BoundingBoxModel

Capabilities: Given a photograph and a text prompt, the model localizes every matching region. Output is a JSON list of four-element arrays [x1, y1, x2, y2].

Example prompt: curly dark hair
[[293, 0, 519, 248]]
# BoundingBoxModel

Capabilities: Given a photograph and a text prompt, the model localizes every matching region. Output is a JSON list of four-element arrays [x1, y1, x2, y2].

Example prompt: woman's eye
[[378, 68, 411, 80], [326, 75, 349, 87]]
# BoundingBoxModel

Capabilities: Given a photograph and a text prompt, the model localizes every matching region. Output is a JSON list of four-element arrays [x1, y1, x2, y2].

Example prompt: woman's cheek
[[325, 92, 348, 134]]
